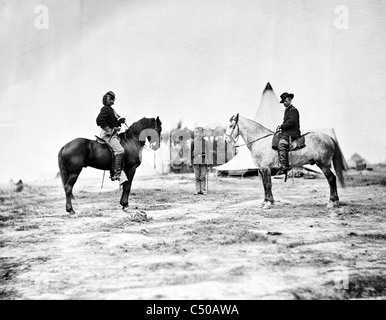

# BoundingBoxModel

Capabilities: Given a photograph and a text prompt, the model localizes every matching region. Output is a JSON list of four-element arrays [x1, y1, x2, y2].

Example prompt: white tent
[[154, 133, 171, 174], [254, 82, 284, 130], [136, 139, 169, 176], [214, 82, 348, 175], [136, 132, 171, 175], [134, 146, 158, 176], [214, 146, 259, 175]]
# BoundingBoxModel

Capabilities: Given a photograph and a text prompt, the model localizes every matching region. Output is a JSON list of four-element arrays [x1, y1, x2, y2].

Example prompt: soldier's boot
[[194, 180, 202, 195], [278, 148, 291, 175], [200, 180, 207, 195], [111, 153, 124, 181]]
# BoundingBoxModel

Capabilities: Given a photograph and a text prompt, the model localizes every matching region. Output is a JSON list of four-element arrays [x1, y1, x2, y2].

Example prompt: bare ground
[[1, 170, 386, 300]]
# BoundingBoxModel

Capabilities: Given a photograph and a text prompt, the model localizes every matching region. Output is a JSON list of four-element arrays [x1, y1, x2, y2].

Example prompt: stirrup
[[110, 173, 121, 181], [110, 174, 121, 181], [277, 166, 291, 175]]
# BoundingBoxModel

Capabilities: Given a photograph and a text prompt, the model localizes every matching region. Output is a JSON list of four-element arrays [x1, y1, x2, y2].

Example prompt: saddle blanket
[[272, 133, 307, 151]]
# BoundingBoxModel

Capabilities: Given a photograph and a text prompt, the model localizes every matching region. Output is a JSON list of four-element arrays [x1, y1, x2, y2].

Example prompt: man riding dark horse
[[276, 92, 301, 173], [96, 91, 126, 181], [59, 115, 162, 215]]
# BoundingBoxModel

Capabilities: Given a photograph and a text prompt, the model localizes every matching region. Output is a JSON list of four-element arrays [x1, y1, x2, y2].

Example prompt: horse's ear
[[235, 113, 239, 122]]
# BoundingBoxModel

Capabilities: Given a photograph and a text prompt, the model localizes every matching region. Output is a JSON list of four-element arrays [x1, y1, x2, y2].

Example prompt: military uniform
[[96, 91, 125, 181], [190, 129, 210, 195], [280, 104, 300, 138], [278, 92, 301, 171]]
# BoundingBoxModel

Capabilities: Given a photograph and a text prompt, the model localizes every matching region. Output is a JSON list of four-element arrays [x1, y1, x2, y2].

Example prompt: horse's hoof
[[259, 201, 267, 208], [263, 202, 272, 209], [136, 210, 147, 218], [68, 211, 77, 218], [133, 210, 148, 222], [122, 206, 130, 213], [327, 201, 335, 209]]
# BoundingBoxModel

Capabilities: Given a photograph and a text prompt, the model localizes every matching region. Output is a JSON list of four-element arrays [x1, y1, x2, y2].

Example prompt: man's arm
[[204, 139, 212, 165], [96, 106, 109, 128], [280, 109, 299, 130]]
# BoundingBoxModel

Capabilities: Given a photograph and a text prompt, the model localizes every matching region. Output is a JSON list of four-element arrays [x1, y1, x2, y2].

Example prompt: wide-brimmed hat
[[279, 92, 294, 103]]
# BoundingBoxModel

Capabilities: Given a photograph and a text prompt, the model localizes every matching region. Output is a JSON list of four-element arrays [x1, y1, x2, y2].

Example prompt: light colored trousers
[[193, 164, 207, 192], [100, 129, 124, 155]]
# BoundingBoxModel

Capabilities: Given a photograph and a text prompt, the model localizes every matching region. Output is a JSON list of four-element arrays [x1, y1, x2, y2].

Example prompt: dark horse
[[58, 117, 162, 214]]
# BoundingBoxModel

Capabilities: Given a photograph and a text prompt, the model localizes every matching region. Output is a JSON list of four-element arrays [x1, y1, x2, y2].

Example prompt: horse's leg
[[318, 165, 339, 208], [259, 170, 268, 207], [260, 168, 274, 208], [65, 172, 80, 215], [120, 166, 137, 211]]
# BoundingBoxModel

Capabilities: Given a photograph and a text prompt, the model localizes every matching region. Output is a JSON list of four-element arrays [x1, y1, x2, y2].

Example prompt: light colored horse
[[225, 114, 345, 209]]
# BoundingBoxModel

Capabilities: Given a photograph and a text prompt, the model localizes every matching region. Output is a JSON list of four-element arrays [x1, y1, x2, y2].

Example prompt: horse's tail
[[58, 147, 69, 190], [332, 138, 346, 188]]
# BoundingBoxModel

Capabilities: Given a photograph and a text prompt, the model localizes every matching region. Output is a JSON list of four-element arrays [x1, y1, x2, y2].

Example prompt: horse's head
[[149, 116, 163, 150], [127, 116, 162, 150], [153, 116, 162, 139], [225, 113, 240, 145]]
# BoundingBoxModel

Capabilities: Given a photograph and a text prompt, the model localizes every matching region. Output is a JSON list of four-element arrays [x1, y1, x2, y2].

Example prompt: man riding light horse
[[276, 92, 301, 175]]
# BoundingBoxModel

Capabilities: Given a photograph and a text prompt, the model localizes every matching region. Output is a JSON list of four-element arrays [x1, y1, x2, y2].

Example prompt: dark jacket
[[191, 138, 210, 165], [280, 105, 301, 138], [96, 105, 121, 129]]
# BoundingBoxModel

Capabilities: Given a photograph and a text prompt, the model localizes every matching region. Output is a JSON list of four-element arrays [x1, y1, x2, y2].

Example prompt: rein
[[122, 126, 138, 140], [227, 115, 273, 148], [235, 133, 274, 148]]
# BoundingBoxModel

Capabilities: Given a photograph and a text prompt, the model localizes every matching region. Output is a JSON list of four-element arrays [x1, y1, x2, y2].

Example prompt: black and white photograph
[[1, 0, 385, 301]]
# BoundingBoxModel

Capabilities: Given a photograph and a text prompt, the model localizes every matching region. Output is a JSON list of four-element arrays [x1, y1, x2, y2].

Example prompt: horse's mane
[[238, 115, 274, 133], [130, 117, 154, 134], [120, 117, 157, 140]]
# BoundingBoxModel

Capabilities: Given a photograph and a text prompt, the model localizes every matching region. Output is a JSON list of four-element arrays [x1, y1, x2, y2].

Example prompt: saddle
[[95, 136, 115, 176], [272, 133, 307, 151]]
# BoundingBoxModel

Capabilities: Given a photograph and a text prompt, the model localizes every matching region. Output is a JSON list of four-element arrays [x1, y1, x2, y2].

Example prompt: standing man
[[96, 91, 126, 181], [190, 127, 210, 195], [276, 92, 301, 173]]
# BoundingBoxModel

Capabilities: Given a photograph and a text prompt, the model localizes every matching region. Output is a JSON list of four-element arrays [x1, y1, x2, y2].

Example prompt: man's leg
[[193, 165, 201, 194], [109, 135, 125, 181], [278, 136, 290, 172], [200, 165, 208, 195]]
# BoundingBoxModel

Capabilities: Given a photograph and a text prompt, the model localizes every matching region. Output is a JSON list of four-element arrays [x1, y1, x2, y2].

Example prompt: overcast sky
[[1, 0, 386, 181]]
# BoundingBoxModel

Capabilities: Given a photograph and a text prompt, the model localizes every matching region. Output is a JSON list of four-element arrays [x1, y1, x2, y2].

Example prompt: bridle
[[225, 116, 240, 144], [225, 114, 274, 148]]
